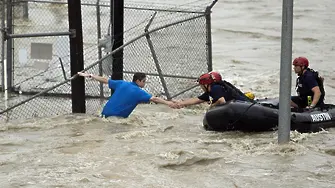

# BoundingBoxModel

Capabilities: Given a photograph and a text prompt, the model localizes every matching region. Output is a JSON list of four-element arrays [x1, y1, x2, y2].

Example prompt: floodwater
[[1, 0, 335, 187]]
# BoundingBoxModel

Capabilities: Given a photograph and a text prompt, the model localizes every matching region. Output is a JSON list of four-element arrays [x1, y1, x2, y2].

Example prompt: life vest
[[295, 68, 325, 104], [214, 80, 254, 102]]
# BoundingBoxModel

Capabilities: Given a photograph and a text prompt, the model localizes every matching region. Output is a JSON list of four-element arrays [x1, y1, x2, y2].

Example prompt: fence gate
[[0, 0, 217, 122]]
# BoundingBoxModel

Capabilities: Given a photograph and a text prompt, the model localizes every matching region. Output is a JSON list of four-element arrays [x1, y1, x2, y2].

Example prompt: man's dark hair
[[132, 72, 146, 82]]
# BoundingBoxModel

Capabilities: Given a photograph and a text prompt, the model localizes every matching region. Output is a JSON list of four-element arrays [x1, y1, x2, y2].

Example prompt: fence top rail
[[17, 0, 211, 14]]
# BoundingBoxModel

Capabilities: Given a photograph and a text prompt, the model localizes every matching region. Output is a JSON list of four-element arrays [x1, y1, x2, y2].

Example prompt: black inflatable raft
[[203, 98, 335, 133]]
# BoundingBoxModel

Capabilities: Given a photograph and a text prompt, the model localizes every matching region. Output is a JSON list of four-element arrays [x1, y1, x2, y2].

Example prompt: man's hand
[[77, 72, 92, 78], [168, 101, 184, 109]]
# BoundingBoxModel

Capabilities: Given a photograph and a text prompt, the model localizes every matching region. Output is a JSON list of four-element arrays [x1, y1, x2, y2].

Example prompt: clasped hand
[[168, 100, 184, 109]]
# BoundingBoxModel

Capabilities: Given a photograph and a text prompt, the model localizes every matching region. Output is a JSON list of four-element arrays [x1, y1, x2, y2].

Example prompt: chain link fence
[[0, 0, 216, 122]]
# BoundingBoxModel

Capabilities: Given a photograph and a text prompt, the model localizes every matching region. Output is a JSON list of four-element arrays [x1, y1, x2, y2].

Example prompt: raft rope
[[227, 101, 258, 130]]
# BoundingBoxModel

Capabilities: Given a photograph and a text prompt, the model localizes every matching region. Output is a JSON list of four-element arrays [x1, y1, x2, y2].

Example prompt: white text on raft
[[310, 113, 332, 122]]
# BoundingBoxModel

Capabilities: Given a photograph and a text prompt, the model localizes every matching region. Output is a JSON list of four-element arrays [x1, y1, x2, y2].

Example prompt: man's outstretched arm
[[176, 98, 205, 108], [150, 96, 175, 106], [77, 72, 108, 84]]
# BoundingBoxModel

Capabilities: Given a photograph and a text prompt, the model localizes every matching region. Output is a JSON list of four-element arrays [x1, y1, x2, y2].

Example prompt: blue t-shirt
[[101, 80, 152, 118]]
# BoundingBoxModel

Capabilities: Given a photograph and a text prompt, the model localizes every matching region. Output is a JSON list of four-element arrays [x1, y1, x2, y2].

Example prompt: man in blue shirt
[[77, 72, 175, 118], [291, 57, 325, 109], [170, 72, 253, 109]]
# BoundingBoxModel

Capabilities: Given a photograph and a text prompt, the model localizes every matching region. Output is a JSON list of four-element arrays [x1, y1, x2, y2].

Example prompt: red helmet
[[292, 57, 309, 68], [198, 71, 222, 85], [209, 71, 222, 82]]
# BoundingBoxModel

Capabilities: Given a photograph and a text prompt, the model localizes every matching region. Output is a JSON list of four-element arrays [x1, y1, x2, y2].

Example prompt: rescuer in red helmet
[[170, 71, 253, 109], [291, 57, 325, 109]]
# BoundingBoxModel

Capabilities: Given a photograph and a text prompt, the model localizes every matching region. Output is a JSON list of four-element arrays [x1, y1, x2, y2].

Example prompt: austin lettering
[[310, 113, 332, 122]]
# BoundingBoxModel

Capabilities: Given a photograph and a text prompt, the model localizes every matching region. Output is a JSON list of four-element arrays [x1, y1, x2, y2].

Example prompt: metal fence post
[[111, 0, 123, 81], [278, 0, 294, 144], [68, 0, 85, 113], [23, 0, 28, 19], [1, 0, 6, 91], [205, 0, 218, 72], [6, 0, 13, 91], [96, 0, 104, 99], [205, 7, 212, 72]]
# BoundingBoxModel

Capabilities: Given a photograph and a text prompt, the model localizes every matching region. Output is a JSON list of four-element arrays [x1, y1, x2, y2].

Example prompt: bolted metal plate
[[31, 43, 53, 60]]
